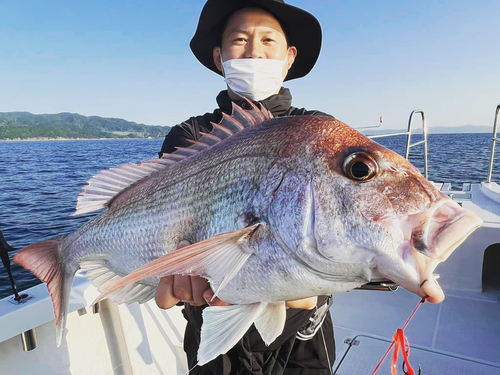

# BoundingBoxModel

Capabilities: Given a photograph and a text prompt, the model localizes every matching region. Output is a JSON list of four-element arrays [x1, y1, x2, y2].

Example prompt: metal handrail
[[487, 104, 500, 183], [368, 110, 429, 179]]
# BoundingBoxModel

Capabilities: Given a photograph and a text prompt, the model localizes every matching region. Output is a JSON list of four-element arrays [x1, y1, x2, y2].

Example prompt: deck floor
[[330, 287, 500, 374], [334, 333, 500, 375]]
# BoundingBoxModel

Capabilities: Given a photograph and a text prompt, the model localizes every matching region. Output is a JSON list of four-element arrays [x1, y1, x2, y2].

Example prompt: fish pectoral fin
[[254, 301, 287, 346], [94, 224, 260, 304], [198, 303, 267, 366]]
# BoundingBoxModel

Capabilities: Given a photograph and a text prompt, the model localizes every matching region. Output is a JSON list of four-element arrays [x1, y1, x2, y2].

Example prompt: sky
[[0, 0, 499, 130]]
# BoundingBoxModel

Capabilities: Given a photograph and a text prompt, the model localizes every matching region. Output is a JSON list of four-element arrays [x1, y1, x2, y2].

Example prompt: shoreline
[[0, 137, 162, 143]]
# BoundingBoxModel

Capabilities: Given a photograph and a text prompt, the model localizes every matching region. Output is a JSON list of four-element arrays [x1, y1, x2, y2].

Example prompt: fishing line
[[370, 297, 427, 375], [320, 325, 333, 375]]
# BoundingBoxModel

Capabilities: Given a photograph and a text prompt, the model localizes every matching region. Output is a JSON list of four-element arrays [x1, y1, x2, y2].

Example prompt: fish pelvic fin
[[13, 239, 77, 347], [254, 301, 287, 345], [72, 100, 273, 216], [198, 301, 286, 366], [93, 224, 261, 305]]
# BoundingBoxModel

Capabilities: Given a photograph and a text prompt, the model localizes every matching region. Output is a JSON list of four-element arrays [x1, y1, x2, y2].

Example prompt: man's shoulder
[[287, 107, 335, 119], [173, 107, 226, 136], [182, 110, 221, 129], [159, 109, 223, 156]]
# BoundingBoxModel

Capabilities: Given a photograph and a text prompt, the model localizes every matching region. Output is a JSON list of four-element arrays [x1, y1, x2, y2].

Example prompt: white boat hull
[[0, 276, 188, 375]]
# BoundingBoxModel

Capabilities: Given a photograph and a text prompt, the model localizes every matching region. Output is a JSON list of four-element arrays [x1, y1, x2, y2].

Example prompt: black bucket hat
[[189, 0, 322, 81]]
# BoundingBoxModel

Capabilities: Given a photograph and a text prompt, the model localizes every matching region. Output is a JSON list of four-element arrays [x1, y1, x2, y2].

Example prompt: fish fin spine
[[168, 99, 273, 168], [13, 239, 77, 346], [231, 100, 273, 125]]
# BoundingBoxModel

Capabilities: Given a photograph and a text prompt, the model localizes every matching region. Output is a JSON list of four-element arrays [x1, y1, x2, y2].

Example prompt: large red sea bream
[[14, 102, 482, 365]]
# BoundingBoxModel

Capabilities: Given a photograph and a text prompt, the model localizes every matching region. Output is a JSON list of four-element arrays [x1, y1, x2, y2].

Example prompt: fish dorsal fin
[[72, 159, 174, 216], [199, 100, 273, 144], [73, 100, 273, 216]]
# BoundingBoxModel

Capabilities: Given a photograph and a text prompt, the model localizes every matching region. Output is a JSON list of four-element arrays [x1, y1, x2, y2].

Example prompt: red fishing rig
[[371, 297, 427, 375]]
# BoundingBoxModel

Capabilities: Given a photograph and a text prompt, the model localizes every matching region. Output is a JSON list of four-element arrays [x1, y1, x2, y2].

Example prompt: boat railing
[[487, 104, 500, 183], [365, 110, 429, 179]]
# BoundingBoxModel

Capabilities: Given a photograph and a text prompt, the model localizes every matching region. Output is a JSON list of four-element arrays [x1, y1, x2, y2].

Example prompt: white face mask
[[221, 54, 289, 101]]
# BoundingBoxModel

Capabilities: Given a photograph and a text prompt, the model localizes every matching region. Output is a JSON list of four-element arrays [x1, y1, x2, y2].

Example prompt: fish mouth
[[396, 200, 483, 303], [409, 200, 479, 259]]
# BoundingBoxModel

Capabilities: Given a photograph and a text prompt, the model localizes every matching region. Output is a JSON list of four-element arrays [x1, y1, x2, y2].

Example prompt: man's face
[[213, 7, 297, 81]]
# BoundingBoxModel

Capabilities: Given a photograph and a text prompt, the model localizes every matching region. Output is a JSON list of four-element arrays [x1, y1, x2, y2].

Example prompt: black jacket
[[159, 88, 336, 375]]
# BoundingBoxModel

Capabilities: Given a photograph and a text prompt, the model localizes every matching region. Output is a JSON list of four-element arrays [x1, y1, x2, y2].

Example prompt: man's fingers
[[155, 240, 232, 309], [155, 275, 180, 309], [191, 277, 210, 306], [285, 296, 318, 310], [178, 240, 191, 249], [155, 275, 208, 308], [203, 289, 231, 306], [173, 275, 194, 302]]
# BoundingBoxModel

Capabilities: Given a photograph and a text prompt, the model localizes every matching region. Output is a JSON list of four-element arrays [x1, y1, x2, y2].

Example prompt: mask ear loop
[[219, 48, 226, 77], [282, 48, 291, 79], [284, 47, 290, 66]]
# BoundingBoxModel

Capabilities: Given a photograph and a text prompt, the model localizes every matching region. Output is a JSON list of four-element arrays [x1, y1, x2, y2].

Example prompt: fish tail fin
[[13, 238, 77, 346]]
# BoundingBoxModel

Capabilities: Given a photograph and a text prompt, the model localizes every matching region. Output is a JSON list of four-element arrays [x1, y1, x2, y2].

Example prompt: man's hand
[[155, 274, 231, 308], [155, 241, 230, 309], [155, 240, 318, 310], [285, 296, 317, 310]]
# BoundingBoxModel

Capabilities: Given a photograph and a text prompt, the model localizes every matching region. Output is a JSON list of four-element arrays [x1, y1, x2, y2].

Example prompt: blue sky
[[1, 0, 499, 130]]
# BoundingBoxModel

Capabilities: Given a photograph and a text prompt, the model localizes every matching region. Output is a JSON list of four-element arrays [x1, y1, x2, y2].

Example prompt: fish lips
[[395, 200, 483, 303], [410, 200, 483, 261]]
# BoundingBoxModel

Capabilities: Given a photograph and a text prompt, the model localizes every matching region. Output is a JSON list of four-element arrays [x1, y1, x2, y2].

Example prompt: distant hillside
[[362, 124, 493, 136], [0, 112, 171, 140]]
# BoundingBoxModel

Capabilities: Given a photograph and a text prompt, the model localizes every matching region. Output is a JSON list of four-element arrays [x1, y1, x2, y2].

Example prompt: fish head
[[296, 118, 483, 303]]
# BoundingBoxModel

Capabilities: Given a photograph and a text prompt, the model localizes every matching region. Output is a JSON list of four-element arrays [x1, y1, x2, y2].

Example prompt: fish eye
[[342, 152, 378, 181]]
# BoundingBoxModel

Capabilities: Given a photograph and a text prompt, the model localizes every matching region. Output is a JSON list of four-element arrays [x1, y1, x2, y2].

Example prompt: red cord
[[370, 297, 427, 375]]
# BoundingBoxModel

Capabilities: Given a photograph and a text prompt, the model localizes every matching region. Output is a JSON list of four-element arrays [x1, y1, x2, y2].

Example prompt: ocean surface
[[1, 134, 499, 299]]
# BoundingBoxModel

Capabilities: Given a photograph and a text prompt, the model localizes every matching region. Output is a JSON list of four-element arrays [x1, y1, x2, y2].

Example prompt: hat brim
[[189, 0, 322, 81]]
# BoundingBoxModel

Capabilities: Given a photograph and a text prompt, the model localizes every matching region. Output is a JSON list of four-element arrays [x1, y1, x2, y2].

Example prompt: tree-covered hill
[[0, 112, 171, 140]]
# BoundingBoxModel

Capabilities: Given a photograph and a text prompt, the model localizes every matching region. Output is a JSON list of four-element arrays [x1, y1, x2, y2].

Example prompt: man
[[157, 1, 335, 374]]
